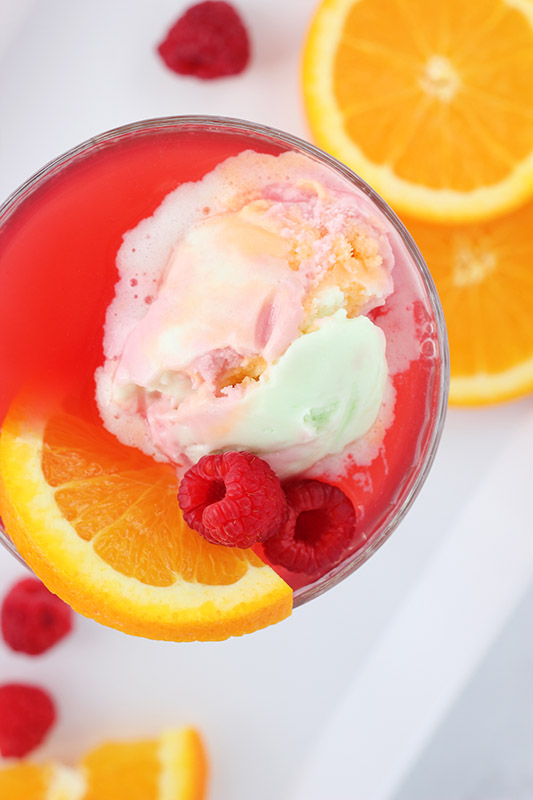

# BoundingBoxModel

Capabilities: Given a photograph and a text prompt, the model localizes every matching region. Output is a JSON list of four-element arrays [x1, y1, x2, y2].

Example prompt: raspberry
[[0, 684, 56, 758], [263, 480, 356, 575], [1, 578, 72, 655], [157, 1, 250, 80], [178, 451, 286, 548]]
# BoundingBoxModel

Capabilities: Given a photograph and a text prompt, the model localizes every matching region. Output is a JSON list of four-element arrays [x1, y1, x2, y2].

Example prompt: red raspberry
[[1, 578, 72, 656], [157, 1, 250, 80], [0, 684, 56, 758], [178, 451, 286, 548], [264, 480, 356, 575]]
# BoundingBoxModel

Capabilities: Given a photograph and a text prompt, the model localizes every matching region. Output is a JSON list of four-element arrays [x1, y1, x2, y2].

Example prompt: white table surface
[[0, 2, 532, 798]]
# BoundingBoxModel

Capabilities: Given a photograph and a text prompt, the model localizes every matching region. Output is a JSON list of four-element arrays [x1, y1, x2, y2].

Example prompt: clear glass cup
[[0, 116, 449, 610]]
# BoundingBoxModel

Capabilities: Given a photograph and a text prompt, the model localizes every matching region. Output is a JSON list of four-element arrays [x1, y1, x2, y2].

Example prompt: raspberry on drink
[[264, 480, 356, 575], [178, 451, 287, 548]]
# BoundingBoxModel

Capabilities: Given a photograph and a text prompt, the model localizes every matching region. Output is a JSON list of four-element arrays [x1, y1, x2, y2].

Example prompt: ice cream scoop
[[96, 151, 394, 477]]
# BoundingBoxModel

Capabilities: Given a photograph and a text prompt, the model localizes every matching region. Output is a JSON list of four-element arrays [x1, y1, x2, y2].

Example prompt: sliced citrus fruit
[[0, 762, 84, 800], [81, 727, 207, 800], [303, 0, 533, 222], [402, 199, 533, 403], [0, 727, 207, 800], [0, 398, 292, 641]]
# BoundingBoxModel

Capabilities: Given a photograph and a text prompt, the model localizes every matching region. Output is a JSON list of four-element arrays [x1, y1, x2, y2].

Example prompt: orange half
[[303, 0, 533, 222], [403, 197, 533, 403]]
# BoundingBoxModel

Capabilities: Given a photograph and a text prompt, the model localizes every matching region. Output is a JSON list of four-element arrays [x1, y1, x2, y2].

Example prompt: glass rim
[[0, 114, 450, 608]]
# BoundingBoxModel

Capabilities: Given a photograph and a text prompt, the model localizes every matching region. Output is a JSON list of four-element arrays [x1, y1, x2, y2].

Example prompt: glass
[[0, 115, 449, 608]]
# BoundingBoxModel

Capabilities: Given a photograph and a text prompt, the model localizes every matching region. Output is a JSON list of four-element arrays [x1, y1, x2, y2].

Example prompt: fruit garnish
[[1, 577, 72, 656], [264, 479, 356, 575], [0, 763, 83, 800], [0, 398, 292, 642], [403, 201, 533, 404], [157, 1, 250, 80], [81, 727, 207, 800], [302, 0, 533, 223], [0, 684, 56, 758], [177, 452, 287, 548], [0, 727, 207, 800]]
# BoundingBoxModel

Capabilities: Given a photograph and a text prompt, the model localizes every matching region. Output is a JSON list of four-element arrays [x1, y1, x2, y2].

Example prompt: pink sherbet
[[95, 151, 394, 476]]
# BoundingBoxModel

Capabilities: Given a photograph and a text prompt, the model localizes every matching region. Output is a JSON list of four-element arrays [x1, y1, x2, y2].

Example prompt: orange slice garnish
[[0, 398, 292, 641]]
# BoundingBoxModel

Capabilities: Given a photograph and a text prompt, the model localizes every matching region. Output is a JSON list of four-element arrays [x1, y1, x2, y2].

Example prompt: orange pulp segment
[[0, 764, 49, 800], [0, 763, 84, 800], [81, 740, 159, 800]]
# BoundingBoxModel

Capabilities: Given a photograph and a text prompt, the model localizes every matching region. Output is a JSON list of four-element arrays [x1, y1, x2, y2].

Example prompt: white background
[[0, 2, 532, 798]]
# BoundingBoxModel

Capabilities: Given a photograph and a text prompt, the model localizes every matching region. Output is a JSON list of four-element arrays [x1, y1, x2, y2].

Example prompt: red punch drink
[[0, 118, 448, 639]]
